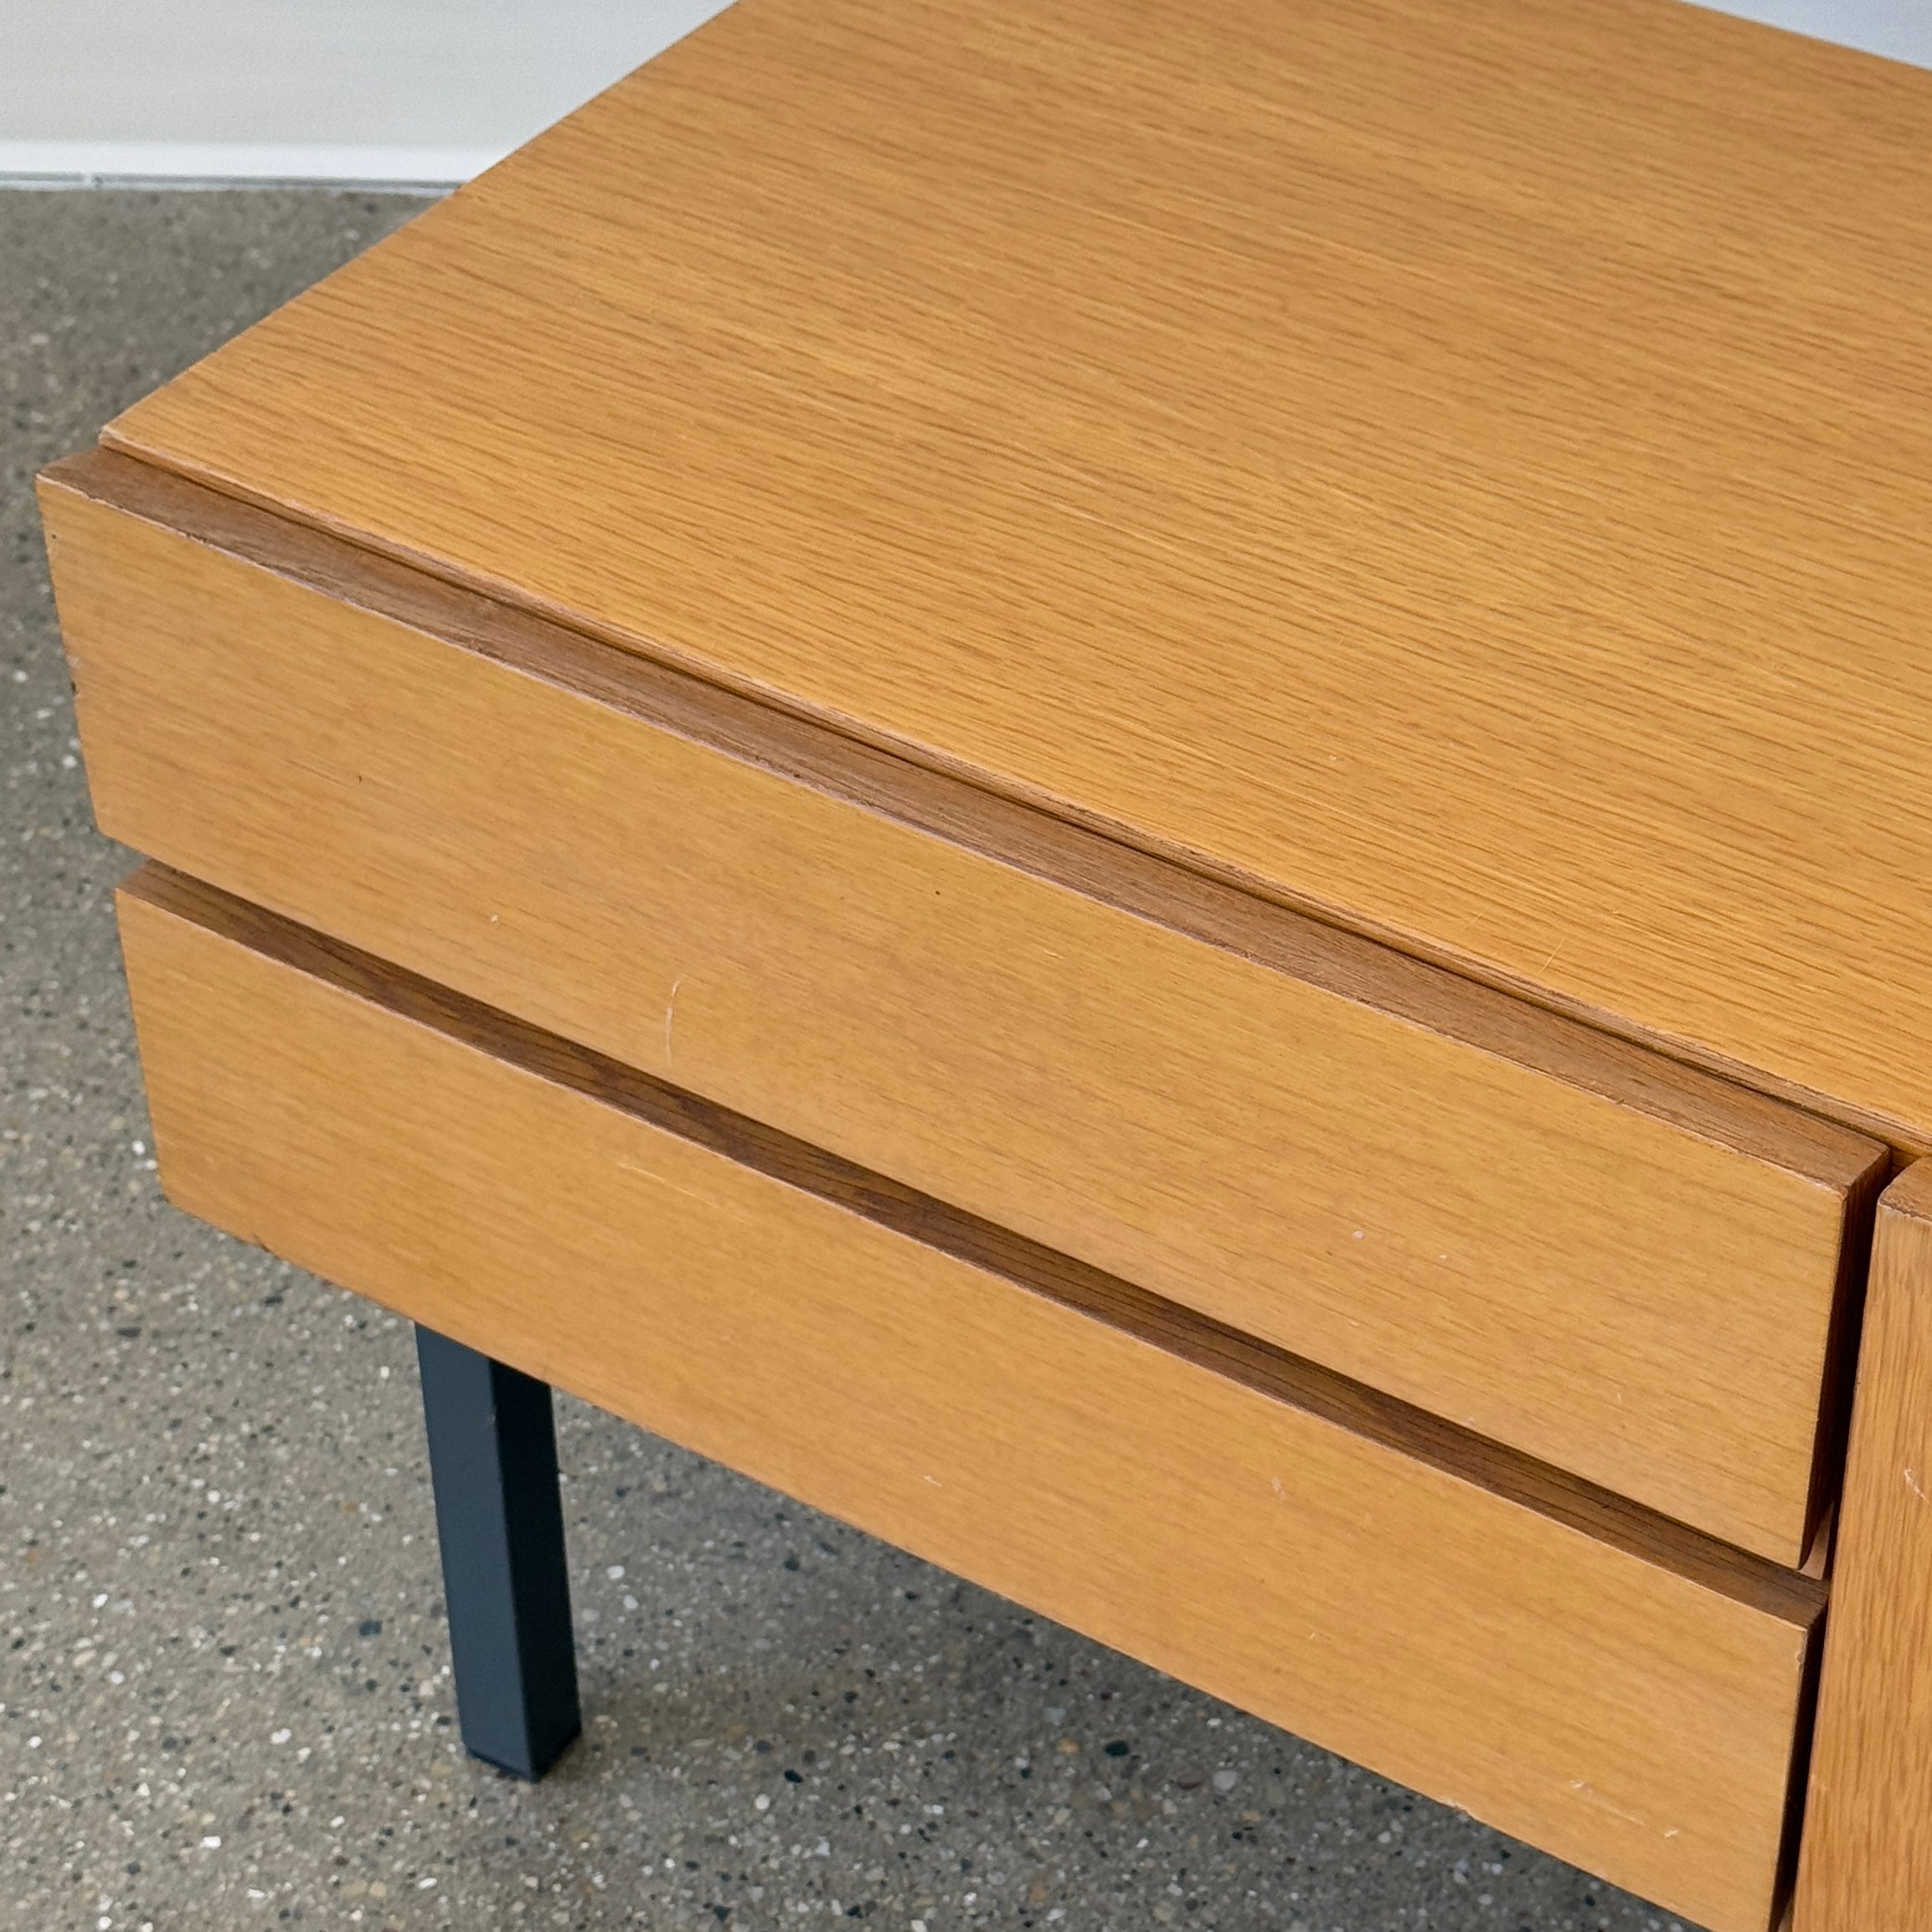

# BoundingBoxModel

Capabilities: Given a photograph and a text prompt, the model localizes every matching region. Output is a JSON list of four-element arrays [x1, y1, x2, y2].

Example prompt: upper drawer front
[[116, 864, 1819, 1932], [42, 451, 1883, 1564]]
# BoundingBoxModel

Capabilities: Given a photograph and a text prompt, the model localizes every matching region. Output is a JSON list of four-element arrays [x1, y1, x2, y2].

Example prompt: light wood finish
[[44, 452, 1887, 1564], [96, 0, 1932, 1146], [116, 862, 1823, 1932], [1794, 1163, 1932, 1929]]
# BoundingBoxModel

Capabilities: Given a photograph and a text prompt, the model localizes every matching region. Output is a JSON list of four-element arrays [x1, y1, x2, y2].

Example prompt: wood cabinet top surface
[[101, 0, 1932, 1137]]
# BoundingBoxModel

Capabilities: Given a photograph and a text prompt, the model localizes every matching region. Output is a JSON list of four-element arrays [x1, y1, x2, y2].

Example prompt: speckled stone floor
[[1, 188, 1693, 1932]]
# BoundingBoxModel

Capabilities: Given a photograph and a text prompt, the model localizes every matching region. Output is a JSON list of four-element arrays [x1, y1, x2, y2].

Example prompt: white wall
[[0, 0, 734, 186], [1696, 0, 1932, 66], [0, 0, 1924, 189]]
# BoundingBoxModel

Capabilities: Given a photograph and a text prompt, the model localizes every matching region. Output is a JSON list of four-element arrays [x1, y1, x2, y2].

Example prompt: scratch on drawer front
[[664, 975, 687, 1068], [1568, 1780, 1646, 1829], [1906, 1466, 1926, 1502], [615, 1157, 708, 1208]]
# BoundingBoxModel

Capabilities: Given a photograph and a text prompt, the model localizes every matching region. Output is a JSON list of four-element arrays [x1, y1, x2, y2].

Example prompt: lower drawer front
[[116, 864, 1817, 1932]]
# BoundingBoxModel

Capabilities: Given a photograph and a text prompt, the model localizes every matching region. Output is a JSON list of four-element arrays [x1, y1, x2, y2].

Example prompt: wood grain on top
[[100, 0, 1932, 1138]]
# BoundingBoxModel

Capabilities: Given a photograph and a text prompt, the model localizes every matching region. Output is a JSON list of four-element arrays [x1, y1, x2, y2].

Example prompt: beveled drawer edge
[[121, 858, 1827, 1630]]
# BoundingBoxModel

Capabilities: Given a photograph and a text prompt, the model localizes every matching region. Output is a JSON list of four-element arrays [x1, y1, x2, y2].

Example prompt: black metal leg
[[415, 1325, 581, 1780]]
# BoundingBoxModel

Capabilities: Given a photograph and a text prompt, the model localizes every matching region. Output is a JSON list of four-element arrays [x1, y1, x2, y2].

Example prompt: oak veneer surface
[[1793, 1162, 1932, 1931], [43, 452, 1888, 1564], [98, 0, 1932, 1145], [116, 863, 1822, 1932]]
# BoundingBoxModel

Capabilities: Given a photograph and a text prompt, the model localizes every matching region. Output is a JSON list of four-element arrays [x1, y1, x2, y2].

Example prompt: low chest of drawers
[[38, 1, 1932, 1924]]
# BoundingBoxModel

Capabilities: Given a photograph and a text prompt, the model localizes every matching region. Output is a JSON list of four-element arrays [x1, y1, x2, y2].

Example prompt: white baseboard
[[0, 142, 491, 189]]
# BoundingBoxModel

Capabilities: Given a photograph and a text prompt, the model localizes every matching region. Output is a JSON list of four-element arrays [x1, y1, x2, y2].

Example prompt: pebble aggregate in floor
[[3, 186, 1690, 1931]]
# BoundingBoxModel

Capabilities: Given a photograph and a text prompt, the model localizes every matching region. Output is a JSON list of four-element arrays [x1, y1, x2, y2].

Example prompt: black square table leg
[[415, 1324, 582, 1780]]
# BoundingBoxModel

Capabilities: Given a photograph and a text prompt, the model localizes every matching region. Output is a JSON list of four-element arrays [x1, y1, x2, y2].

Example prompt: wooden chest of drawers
[[39, 0, 1932, 1925]]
